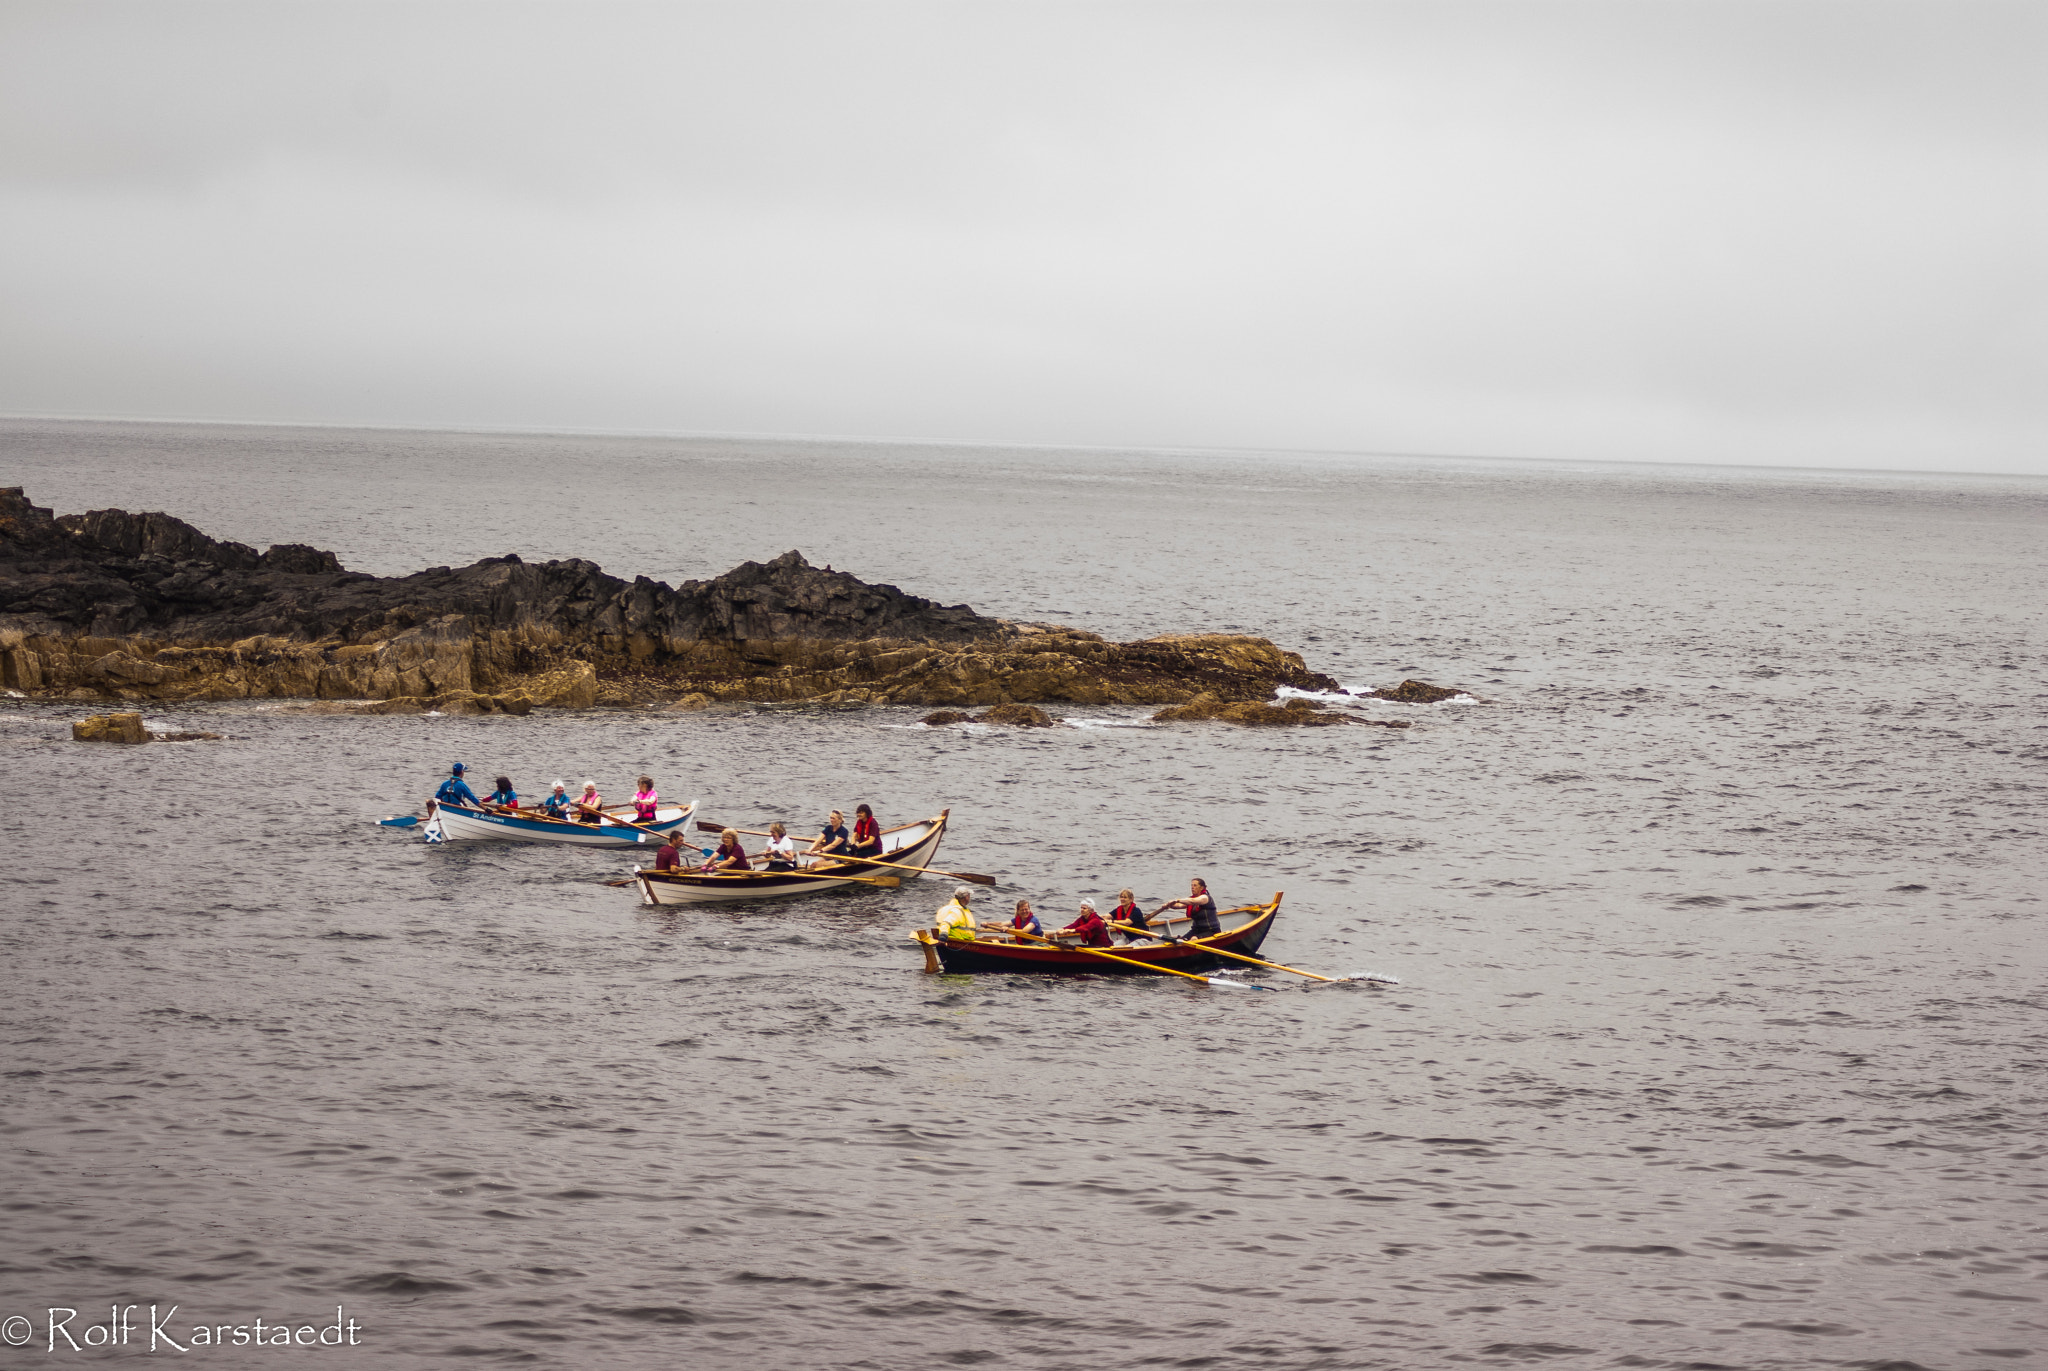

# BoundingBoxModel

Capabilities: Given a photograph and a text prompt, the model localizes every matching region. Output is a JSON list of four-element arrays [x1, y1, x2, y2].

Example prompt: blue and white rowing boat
[[424, 798, 697, 847]]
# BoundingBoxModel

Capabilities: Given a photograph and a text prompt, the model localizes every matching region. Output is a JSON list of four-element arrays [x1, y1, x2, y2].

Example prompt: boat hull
[[928, 895, 1282, 975], [429, 800, 696, 847], [634, 812, 948, 905]]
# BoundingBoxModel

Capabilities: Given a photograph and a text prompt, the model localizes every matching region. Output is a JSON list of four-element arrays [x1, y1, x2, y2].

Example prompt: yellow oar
[[1108, 920, 1337, 982], [992, 925, 1276, 991]]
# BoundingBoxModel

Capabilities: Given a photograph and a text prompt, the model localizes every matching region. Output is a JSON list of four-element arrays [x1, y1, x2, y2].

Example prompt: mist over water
[[2, 420, 2044, 1368]]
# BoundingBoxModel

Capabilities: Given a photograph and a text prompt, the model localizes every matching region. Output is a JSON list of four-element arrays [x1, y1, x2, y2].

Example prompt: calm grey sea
[[2, 419, 2044, 1370]]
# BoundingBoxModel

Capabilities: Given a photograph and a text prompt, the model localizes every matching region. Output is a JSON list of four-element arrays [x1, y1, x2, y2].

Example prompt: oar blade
[[377, 815, 420, 828], [1344, 972, 1403, 985]]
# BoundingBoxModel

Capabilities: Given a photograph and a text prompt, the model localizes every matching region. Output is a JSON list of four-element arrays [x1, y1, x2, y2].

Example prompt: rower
[[434, 763, 480, 808], [1109, 888, 1149, 938], [1162, 878, 1222, 938], [573, 780, 604, 824], [849, 804, 883, 859], [807, 810, 851, 864], [1010, 899, 1043, 939], [653, 832, 686, 872], [703, 828, 751, 872], [761, 822, 797, 871], [539, 780, 575, 820], [484, 775, 519, 812], [1055, 899, 1113, 947], [934, 886, 977, 942], [631, 775, 659, 824]]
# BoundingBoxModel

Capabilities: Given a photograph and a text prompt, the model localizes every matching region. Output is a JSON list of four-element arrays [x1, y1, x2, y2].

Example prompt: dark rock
[[922, 710, 972, 726], [155, 730, 223, 741], [973, 703, 1054, 727], [1, 488, 1347, 710], [1368, 679, 1463, 704]]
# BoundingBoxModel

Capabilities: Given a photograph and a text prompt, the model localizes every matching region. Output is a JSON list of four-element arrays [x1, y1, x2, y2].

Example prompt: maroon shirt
[[655, 843, 682, 871], [1060, 910, 1112, 947], [712, 842, 750, 871]]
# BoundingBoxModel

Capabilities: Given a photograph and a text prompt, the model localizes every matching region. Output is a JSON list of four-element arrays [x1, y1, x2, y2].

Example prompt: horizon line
[[2, 408, 2041, 485]]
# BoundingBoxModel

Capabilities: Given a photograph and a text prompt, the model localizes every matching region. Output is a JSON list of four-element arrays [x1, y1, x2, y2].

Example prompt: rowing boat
[[633, 811, 950, 905], [916, 893, 1283, 975], [426, 798, 697, 847]]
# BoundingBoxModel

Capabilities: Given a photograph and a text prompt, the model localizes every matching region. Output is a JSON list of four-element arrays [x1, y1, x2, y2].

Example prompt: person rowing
[[807, 810, 852, 865], [1161, 878, 1222, 937], [1055, 898, 1113, 948], [631, 775, 660, 824], [653, 832, 688, 872], [434, 762, 480, 808], [483, 775, 519, 812], [1109, 888, 1148, 937], [573, 780, 604, 824], [934, 886, 977, 942], [703, 828, 751, 872], [760, 822, 798, 872], [848, 804, 883, 860], [1010, 899, 1043, 939], [539, 780, 575, 820]]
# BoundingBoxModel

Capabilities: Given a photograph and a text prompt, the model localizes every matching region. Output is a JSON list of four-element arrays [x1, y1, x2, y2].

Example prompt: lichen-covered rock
[[922, 710, 971, 726], [1369, 679, 1463, 703], [975, 703, 1055, 727], [72, 711, 149, 742], [1152, 694, 1396, 728]]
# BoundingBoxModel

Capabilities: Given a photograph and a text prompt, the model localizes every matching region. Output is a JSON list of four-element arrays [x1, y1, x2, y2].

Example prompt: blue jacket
[[435, 776, 480, 806]]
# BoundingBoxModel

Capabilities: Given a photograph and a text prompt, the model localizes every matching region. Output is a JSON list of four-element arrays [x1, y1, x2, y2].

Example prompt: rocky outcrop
[[69, 711, 221, 741], [1152, 694, 1414, 728], [1368, 679, 1464, 703], [2, 488, 1340, 710], [73, 711, 149, 742]]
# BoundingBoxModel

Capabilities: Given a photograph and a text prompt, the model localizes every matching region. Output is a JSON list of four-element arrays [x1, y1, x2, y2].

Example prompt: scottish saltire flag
[[423, 816, 446, 844]]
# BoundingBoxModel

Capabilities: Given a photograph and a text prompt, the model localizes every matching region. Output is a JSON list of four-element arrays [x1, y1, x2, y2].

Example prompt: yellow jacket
[[934, 898, 977, 941]]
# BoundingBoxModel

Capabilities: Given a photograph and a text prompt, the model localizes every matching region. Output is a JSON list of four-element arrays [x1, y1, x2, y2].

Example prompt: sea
[[1, 418, 2043, 1370]]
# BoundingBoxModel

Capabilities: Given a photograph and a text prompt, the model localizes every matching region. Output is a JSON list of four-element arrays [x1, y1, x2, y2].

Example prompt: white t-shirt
[[765, 836, 796, 862]]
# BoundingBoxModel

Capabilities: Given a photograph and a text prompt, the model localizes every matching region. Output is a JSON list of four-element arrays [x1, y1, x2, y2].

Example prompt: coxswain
[[849, 804, 883, 859], [703, 828, 751, 872], [631, 775, 659, 824], [934, 886, 978, 942], [574, 780, 604, 824], [653, 833, 686, 871], [1056, 898, 1113, 947], [1010, 900, 1043, 939], [434, 763, 480, 808], [1163, 878, 1222, 938], [539, 780, 575, 820], [807, 810, 851, 864], [761, 822, 797, 871], [484, 775, 519, 811]]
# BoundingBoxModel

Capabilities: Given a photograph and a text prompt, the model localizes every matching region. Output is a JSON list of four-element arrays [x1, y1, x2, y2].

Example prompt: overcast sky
[[2, 1, 2041, 473]]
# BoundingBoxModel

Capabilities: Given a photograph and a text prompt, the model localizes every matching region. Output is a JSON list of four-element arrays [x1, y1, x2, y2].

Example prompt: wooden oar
[[994, 925, 1276, 990], [1107, 920, 1333, 982], [696, 820, 994, 885]]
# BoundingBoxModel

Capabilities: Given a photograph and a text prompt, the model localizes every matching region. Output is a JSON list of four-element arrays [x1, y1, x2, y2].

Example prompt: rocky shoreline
[[2, 487, 1363, 716]]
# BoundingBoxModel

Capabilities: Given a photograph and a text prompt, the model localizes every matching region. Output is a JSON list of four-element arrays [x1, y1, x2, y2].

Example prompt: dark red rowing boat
[[915, 894, 1283, 976]]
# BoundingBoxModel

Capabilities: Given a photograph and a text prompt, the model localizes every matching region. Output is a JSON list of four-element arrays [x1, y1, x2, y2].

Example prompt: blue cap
[[451, 762, 466, 774]]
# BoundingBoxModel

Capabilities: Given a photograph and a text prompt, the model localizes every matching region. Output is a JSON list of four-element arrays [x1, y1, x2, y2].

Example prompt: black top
[[1185, 891, 1221, 938]]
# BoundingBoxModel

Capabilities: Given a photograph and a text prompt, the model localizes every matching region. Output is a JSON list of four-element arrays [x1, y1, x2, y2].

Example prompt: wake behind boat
[[426, 798, 697, 847], [634, 811, 949, 905]]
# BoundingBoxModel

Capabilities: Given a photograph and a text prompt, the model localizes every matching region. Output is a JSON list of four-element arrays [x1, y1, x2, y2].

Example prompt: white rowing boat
[[425, 798, 697, 847], [633, 811, 948, 905]]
